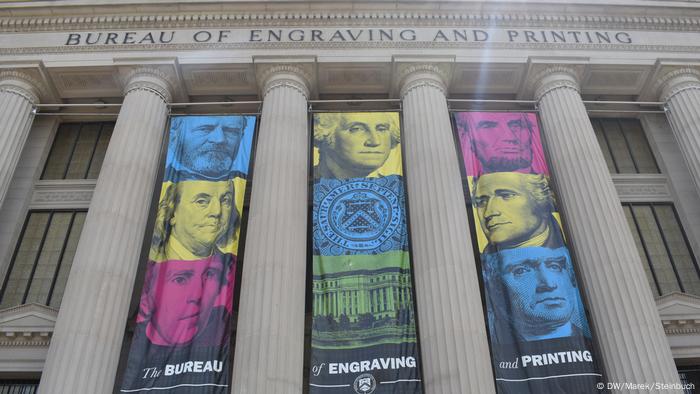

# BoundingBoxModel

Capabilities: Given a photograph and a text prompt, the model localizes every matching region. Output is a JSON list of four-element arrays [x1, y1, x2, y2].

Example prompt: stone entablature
[[2, 26, 700, 55], [1, 0, 700, 32]]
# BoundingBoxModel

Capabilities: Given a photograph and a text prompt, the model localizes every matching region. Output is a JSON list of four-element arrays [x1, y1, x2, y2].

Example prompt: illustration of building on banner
[[310, 112, 422, 393], [120, 115, 256, 393], [454, 112, 603, 394]]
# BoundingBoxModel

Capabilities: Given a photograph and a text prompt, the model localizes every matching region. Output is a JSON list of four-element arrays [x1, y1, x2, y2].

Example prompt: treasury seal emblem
[[315, 178, 404, 253], [353, 373, 377, 394]]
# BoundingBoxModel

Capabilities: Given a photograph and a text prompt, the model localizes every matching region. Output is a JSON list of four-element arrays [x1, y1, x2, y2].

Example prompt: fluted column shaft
[[535, 68, 681, 393], [231, 66, 309, 394], [39, 69, 173, 394], [399, 66, 496, 394], [660, 69, 700, 196], [0, 72, 39, 210]]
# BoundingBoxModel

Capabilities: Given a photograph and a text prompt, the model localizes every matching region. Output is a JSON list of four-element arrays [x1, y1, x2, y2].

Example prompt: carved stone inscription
[[1, 26, 698, 51], [63, 28, 635, 46]]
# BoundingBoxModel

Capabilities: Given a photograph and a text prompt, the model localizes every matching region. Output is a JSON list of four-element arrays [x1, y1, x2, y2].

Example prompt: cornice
[[30, 179, 96, 210], [611, 174, 673, 203], [1, 11, 700, 33], [662, 317, 700, 335], [1, 35, 700, 58], [6, 40, 698, 57], [0, 332, 51, 347], [663, 324, 700, 335]]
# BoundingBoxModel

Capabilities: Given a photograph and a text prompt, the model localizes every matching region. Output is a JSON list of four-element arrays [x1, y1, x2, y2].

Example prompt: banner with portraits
[[309, 112, 422, 394], [120, 115, 256, 393], [453, 112, 603, 393]]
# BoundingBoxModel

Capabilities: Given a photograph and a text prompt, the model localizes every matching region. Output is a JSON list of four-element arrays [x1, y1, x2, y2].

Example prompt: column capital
[[0, 70, 44, 104], [532, 65, 582, 102], [655, 67, 700, 103], [120, 67, 175, 103], [397, 63, 451, 98], [256, 63, 313, 99]]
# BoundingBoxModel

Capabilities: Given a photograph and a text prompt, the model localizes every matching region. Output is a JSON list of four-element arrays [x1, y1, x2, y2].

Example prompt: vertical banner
[[309, 112, 422, 394], [454, 112, 603, 393], [120, 115, 256, 393]]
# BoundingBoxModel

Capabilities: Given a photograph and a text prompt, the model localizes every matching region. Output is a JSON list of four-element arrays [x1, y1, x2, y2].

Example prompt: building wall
[[0, 117, 58, 280], [642, 114, 700, 257], [1, 0, 700, 391]]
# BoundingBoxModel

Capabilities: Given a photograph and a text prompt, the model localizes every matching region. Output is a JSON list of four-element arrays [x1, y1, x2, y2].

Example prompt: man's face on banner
[[474, 173, 547, 246], [469, 113, 533, 173], [150, 257, 224, 345], [327, 113, 394, 175], [497, 247, 576, 331], [180, 117, 245, 178], [171, 180, 234, 257]]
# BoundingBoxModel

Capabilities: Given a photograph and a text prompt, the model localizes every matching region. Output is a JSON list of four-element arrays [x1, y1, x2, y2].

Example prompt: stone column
[[658, 68, 700, 196], [0, 71, 40, 210], [399, 64, 496, 394], [231, 65, 310, 394], [534, 67, 681, 392], [38, 69, 173, 394]]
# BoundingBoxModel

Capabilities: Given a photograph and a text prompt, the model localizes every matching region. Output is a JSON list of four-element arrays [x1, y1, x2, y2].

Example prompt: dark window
[[591, 118, 660, 174], [678, 366, 699, 394], [623, 203, 700, 296], [41, 122, 114, 180], [0, 379, 39, 393], [0, 210, 87, 309], [2, 122, 114, 308]]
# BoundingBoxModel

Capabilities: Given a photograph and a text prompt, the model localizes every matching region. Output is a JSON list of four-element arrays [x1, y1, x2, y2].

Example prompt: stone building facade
[[0, 0, 699, 393]]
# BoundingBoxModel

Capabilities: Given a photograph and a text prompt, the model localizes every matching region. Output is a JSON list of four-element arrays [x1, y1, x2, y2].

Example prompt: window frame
[[591, 114, 700, 298], [623, 202, 700, 296], [0, 209, 87, 308], [590, 117, 661, 175], [0, 119, 115, 310], [39, 121, 115, 181]]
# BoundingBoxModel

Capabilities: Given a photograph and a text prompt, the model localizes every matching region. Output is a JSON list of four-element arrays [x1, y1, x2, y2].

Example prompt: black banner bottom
[[121, 342, 230, 393], [310, 342, 422, 394], [492, 337, 603, 394]]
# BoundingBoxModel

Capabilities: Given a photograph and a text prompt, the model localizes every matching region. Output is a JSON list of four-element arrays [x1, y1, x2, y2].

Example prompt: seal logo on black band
[[353, 373, 377, 394]]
